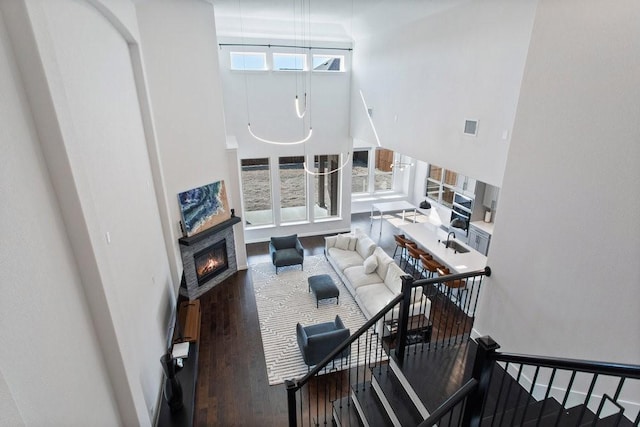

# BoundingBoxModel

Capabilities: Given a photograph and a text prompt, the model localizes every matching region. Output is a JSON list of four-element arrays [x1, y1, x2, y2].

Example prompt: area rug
[[250, 255, 386, 385]]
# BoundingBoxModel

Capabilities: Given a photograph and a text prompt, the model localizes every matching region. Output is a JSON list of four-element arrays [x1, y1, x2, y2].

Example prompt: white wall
[[218, 39, 354, 241], [136, 0, 247, 274], [474, 0, 640, 408], [351, 0, 537, 187], [1, 0, 180, 424], [0, 5, 121, 424]]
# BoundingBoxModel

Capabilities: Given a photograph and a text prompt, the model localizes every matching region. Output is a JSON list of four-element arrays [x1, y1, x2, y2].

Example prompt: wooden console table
[[157, 299, 201, 427]]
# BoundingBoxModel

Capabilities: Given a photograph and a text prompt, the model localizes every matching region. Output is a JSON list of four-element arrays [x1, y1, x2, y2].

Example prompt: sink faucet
[[446, 231, 456, 248]]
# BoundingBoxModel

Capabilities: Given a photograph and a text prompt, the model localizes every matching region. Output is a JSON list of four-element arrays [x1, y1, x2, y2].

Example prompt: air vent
[[464, 119, 478, 136]]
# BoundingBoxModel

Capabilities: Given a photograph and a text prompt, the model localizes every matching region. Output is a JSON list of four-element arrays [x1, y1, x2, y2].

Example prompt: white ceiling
[[211, 0, 467, 43]]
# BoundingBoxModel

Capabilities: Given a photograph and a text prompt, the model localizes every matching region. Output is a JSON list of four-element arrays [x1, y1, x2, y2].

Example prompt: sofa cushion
[[373, 247, 394, 280], [335, 234, 351, 250], [363, 254, 378, 274], [355, 283, 396, 316], [347, 235, 357, 251], [344, 265, 382, 289], [328, 247, 364, 271], [382, 263, 424, 303], [355, 235, 376, 259], [384, 263, 406, 295]]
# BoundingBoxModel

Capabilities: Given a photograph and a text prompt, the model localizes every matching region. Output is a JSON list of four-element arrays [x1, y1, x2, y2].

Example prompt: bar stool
[[437, 267, 466, 308], [394, 235, 415, 269], [392, 234, 407, 262], [419, 254, 440, 279], [406, 245, 428, 277]]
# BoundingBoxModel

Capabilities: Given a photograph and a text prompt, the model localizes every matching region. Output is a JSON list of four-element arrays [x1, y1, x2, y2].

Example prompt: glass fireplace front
[[193, 239, 228, 286]]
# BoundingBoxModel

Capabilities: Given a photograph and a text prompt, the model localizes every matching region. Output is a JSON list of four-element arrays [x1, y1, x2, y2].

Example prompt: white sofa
[[325, 229, 431, 333]]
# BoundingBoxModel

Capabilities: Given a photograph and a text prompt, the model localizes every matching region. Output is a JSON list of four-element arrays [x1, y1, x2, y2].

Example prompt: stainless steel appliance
[[449, 192, 473, 238]]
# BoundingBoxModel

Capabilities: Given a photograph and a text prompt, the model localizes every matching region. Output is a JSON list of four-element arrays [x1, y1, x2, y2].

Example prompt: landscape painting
[[178, 180, 231, 237]]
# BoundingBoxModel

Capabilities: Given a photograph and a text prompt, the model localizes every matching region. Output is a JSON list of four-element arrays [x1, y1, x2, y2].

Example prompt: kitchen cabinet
[[455, 174, 477, 196], [468, 224, 491, 256]]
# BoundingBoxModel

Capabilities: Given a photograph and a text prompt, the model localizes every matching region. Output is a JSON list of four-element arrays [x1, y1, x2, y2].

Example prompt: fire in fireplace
[[193, 239, 228, 286]]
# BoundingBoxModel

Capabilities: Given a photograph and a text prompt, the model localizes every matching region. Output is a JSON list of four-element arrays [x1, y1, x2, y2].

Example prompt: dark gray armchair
[[296, 315, 350, 367], [269, 234, 304, 274]]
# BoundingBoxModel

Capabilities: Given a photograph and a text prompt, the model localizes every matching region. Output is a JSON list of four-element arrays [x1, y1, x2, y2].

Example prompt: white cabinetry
[[455, 175, 477, 196], [468, 224, 491, 256]]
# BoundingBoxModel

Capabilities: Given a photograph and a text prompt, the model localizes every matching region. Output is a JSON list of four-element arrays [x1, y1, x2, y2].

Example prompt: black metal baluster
[[519, 366, 540, 425], [478, 362, 496, 425], [508, 364, 526, 426], [535, 368, 557, 427], [576, 374, 599, 425], [553, 370, 576, 427], [496, 363, 515, 427]]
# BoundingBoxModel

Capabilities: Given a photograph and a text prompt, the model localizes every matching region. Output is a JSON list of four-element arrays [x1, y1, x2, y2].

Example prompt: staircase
[[285, 271, 640, 427], [326, 338, 639, 427]]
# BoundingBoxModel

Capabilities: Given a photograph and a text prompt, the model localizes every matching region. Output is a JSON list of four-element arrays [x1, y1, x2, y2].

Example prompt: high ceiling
[[211, 0, 466, 43]]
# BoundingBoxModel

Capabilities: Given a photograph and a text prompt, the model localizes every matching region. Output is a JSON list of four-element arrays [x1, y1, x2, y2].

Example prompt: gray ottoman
[[308, 274, 340, 308]]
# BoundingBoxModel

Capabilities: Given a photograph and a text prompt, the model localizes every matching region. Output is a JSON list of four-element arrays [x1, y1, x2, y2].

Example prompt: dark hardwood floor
[[193, 212, 472, 426]]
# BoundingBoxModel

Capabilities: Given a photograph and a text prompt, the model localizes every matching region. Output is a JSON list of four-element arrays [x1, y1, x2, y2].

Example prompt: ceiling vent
[[464, 119, 478, 136]]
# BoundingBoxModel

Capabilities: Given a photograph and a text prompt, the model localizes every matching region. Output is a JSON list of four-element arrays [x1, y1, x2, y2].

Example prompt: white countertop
[[371, 200, 417, 212], [397, 222, 488, 274], [469, 220, 495, 235]]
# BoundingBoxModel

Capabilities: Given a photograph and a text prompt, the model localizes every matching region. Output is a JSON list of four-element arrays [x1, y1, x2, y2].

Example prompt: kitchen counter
[[397, 222, 488, 274], [469, 220, 494, 235]]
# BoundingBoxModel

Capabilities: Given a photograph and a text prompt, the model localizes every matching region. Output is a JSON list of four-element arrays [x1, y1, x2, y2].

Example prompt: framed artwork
[[178, 180, 231, 237]]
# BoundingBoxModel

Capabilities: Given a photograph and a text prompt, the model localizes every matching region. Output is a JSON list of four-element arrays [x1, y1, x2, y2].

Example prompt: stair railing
[[395, 266, 492, 361], [285, 293, 404, 427], [285, 265, 492, 427], [420, 336, 640, 427]]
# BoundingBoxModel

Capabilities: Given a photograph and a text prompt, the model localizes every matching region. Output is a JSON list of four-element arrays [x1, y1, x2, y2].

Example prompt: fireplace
[[194, 239, 228, 285], [178, 216, 241, 300]]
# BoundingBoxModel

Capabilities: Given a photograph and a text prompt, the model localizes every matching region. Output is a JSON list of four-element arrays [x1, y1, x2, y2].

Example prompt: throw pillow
[[363, 254, 378, 274], [347, 236, 357, 251], [335, 234, 351, 250]]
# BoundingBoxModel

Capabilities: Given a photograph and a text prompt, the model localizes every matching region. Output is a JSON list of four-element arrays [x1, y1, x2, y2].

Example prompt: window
[[273, 53, 307, 71], [351, 150, 369, 193], [425, 164, 458, 208], [230, 52, 267, 71], [241, 158, 273, 226], [374, 148, 394, 191], [313, 155, 341, 219], [279, 156, 307, 222], [312, 55, 344, 72]]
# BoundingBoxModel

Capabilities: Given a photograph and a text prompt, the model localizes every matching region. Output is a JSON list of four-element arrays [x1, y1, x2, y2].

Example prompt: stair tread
[[481, 363, 538, 417], [482, 397, 562, 426], [597, 412, 636, 427], [372, 367, 423, 426], [351, 382, 393, 427], [333, 396, 364, 427], [399, 339, 476, 411], [525, 403, 596, 427]]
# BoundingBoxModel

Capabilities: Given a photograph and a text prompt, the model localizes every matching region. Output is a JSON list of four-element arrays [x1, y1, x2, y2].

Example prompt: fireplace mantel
[[178, 216, 241, 300], [178, 216, 241, 246]]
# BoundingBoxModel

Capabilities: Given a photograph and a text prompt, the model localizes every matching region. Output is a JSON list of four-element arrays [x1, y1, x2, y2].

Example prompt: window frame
[[312, 54, 345, 72], [373, 148, 395, 192], [425, 164, 458, 208], [240, 157, 274, 228], [351, 149, 371, 194], [278, 155, 308, 224], [229, 51, 268, 71], [312, 154, 342, 220], [272, 53, 308, 71]]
